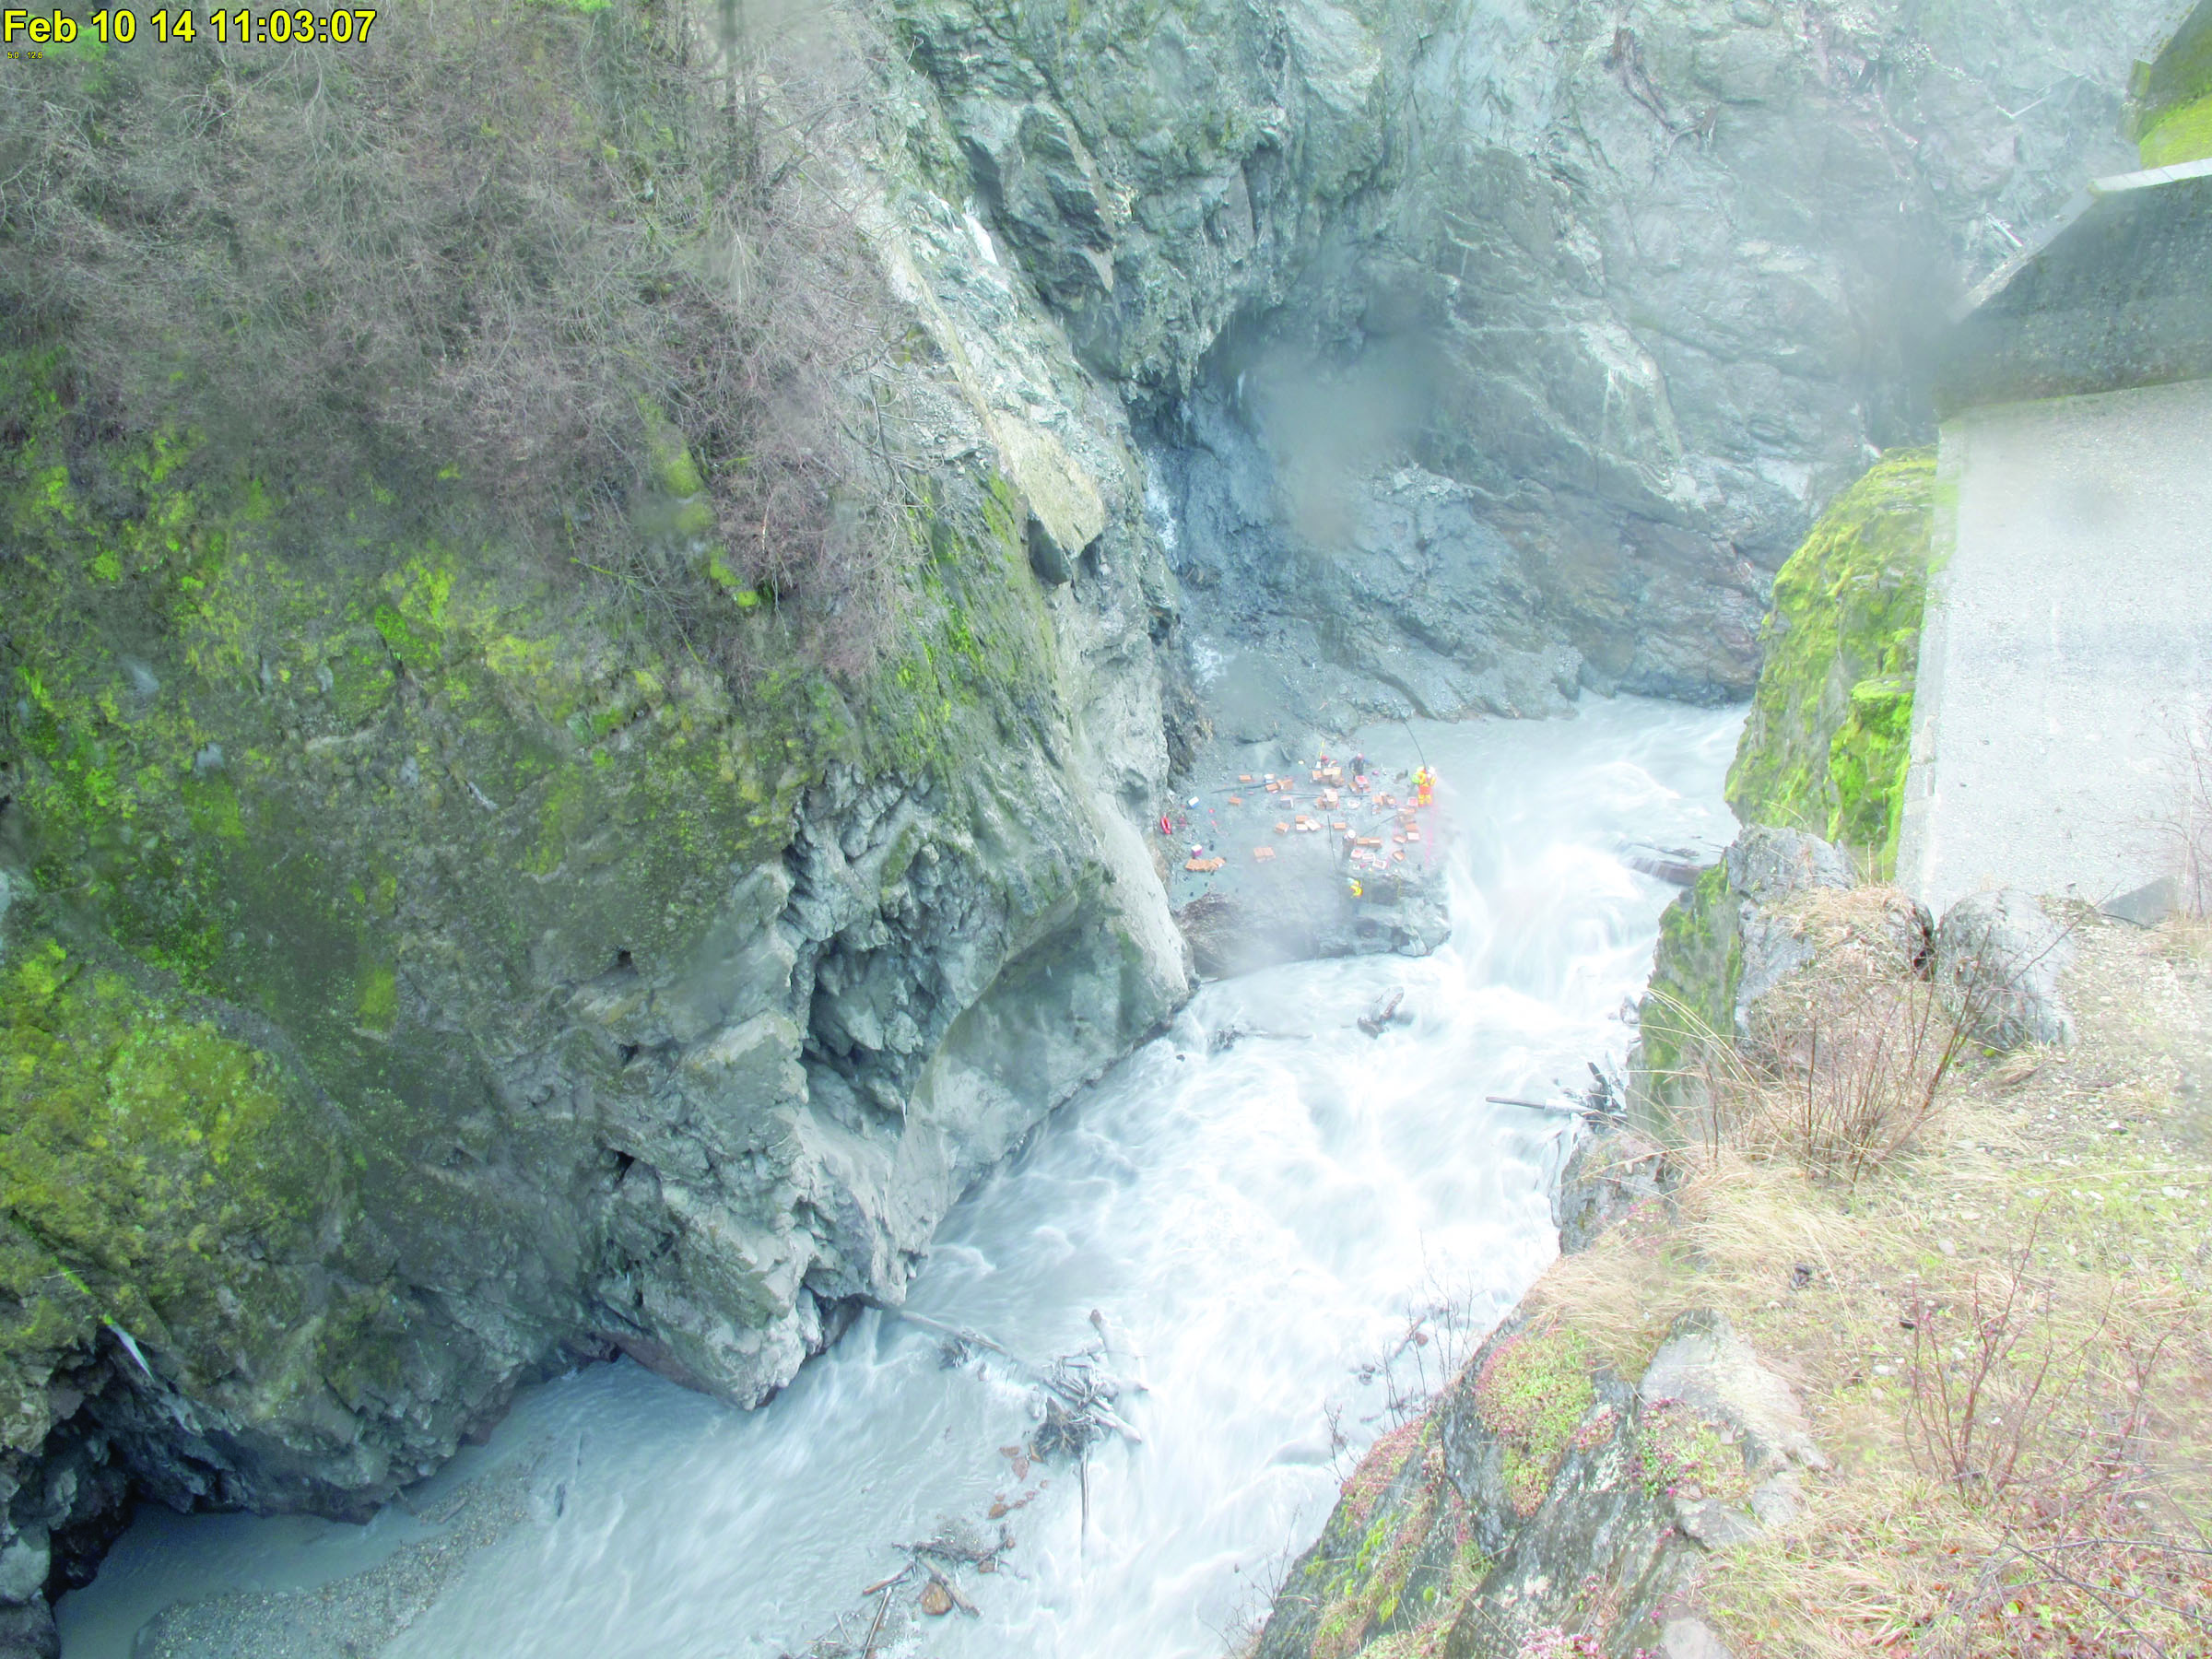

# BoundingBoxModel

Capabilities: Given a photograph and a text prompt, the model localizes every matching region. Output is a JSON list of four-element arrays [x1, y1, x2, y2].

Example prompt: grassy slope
[[1538, 912, 2212, 1657]]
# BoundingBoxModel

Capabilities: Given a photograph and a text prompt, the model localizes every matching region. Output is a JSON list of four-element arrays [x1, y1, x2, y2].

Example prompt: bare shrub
[[1207, 1535, 1300, 1659], [1903, 1230, 2102, 1502], [1910, 1280, 2212, 1658], [1645, 888, 1974, 1188], [0, 0, 912, 672], [1349, 1267, 1488, 1430]]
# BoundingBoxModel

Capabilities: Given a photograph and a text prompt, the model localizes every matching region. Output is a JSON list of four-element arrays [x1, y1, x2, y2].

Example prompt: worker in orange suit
[[1414, 766, 1434, 808]]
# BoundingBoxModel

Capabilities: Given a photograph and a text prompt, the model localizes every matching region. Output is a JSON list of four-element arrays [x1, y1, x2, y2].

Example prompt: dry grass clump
[[1647, 886, 1967, 1190], [0, 0, 914, 673], [1535, 906, 2212, 1655]]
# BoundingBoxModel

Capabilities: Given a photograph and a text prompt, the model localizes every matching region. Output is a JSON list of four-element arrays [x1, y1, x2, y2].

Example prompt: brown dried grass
[[0, 0, 914, 674], [1540, 908, 2212, 1654]]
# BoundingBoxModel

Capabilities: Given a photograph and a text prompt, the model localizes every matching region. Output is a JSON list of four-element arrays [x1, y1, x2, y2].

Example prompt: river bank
[[1250, 873, 2212, 1659]]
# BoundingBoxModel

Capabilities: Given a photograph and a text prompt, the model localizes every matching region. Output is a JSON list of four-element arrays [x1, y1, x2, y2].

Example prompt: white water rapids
[[60, 697, 1742, 1659]]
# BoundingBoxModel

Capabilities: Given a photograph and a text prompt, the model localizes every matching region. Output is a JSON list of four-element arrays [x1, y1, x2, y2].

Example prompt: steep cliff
[[1135, 0, 2171, 728], [0, 3, 1197, 1641]]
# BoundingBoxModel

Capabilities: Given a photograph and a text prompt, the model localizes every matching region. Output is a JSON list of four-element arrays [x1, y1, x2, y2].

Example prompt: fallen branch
[[859, 1578, 897, 1656], [1359, 989, 1407, 1037], [1486, 1095, 1594, 1117]]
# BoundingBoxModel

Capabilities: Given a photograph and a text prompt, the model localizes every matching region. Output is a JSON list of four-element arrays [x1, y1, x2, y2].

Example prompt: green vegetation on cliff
[[0, 0, 1087, 1480], [0, 309, 1064, 1421], [0, 922, 366, 1456], [1724, 450, 1936, 873], [1637, 860, 1739, 1088], [0, 0, 913, 671], [2133, 0, 2212, 165], [2141, 90, 2212, 165]]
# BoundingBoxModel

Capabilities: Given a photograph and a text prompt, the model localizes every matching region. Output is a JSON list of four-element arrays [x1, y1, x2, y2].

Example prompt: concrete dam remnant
[[1898, 149, 2212, 921]]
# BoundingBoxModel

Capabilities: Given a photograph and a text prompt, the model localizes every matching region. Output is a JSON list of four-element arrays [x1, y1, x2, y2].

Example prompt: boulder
[[1934, 888, 2076, 1049], [1635, 825, 1856, 1125], [1725, 827, 1858, 1032]]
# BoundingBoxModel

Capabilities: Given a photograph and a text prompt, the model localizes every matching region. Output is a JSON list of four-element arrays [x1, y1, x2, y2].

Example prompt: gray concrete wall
[[1898, 375, 2212, 917]]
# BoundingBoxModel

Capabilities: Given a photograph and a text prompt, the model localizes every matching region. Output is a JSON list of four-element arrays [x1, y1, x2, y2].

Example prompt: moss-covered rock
[[1630, 827, 1857, 1135], [1635, 861, 1739, 1091], [0, 286, 1183, 1586], [1473, 1325, 1597, 1519], [1255, 1295, 1832, 1659], [2139, 89, 2212, 165], [1264, 1411, 1478, 1659], [1724, 450, 1936, 875], [2131, 1, 2212, 164]]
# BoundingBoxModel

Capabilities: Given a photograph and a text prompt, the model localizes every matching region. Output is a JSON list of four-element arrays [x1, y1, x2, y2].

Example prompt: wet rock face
[[912, 0, 2173, 723], [0, 0, 1199, 1619]]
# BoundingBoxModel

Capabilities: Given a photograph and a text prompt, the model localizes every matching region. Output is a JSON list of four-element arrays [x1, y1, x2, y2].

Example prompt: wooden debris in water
[[860, 1573, 901, 1655], [1485, 1094, 1594, 1117], [1358, 990, 1406, 1037]]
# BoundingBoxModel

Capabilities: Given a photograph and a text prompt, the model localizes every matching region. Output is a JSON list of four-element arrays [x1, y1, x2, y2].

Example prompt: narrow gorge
[[0, 1, 2203, 1655]]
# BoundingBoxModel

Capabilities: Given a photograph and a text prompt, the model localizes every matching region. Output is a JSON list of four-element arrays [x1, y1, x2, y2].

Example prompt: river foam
[[59, 696, 1742, 1659]]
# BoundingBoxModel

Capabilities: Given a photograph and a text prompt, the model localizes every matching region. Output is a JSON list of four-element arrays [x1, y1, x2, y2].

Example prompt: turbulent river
[[59, 697, 1743, 1659]]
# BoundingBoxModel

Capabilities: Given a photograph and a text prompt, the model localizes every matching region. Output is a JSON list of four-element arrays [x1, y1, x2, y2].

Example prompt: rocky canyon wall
[[0, 0, 2189, 1651]]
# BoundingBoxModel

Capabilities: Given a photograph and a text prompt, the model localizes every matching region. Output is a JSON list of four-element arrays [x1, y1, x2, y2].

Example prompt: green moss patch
[[1724, 450, 1935, 874], [1475, 1324, 1599, 1517], [1639, 861, 1740, 1088], [1341, 1415, 1430, 1524], [1312, 1430, 1448, 1659], [1635, 1399, 1754, 1504], [0, 925, 350, 1444], [2141, 89, 2212, 166]]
